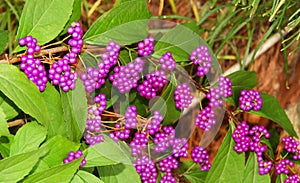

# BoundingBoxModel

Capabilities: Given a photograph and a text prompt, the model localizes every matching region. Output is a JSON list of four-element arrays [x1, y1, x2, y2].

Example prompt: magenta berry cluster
[[158, 155, 178, 173], [153, 126, 175, 152], [146, 110, 163, 135], [80, 41, 120, 92], [137, 37, 154, 56], [18, 36, 47, 92], [275, 159, 294, 174], [137, 70, 167, 99], [191, 146, 211, 171], [159, 51, 176, 72], [63, 150, 86, 167], [110, 57, 144, 93], [232, 121, 273, 175], [195, 106, 216, 132], [282, 136, 300, 160], [171, 138, 188, 158], [84, 94, 106, 146], [189, 45, 212, 76], [285, 174, 300, 183], [239, 89, 262, 111], [130, 132, 148, 156], [133, 155, 158, 183], [174, 82, 193, 110], [110, 105, 137, 141], [160, 173, 177, 183], [48, 22, 83, 92]]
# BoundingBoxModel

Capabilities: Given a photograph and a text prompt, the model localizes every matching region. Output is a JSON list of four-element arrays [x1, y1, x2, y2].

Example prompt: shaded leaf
[[0, 135, 14, 158], [248, 93, 297, 137], [226, 70, 258, 106], [83, 0, 151, 46], [0, 30, 8, 55], [0, 148, 48, 183], [41, 83, 67, 138], [61, 0, 82, 35], [184, 171, 207, 183], [0, 92, 20, 121], [16, 0, 74, 51], [276, 174, 288, 183], [0, 108, 9, 137], [0, 64, 49, 126], [97, 163, 141, 183], [23, 157, 82, 183], [71, 170, 104, 183], [10, 121, 47, 156], [60, 79, 87, 142], [243, 152, 271, 183], [205, 121, 245, 183]]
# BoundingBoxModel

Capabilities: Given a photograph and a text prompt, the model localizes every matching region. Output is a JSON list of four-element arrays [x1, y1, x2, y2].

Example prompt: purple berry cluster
[[153, 126, 175, 152], [195, 106, 216, 132], [232, 121, 272, 175], [285, 174, 300, 183], [138, 37, 154, 57], [84, 94, 106, 146], [275, 159, 294, 174], [159, 52, 176, 72], [174, 82, 193, 110], [138, 70, 167, 99], [160, 173, 177, 183], [63, 150, 86, 167], [130, 132, 148, 156], [18, 36, 47, 92], [133, 155, 158, 183], [171, 138, 188, 158], [48, 22, 83, 92], [110, 57, 144, 93], [239, 89, 262, 111], [80, 41, 120, 92], [189, 45, 212, 76], [146, 110, 163, 135], [110, 105, 137, 141], [191, 146, 211, 171], [158, 155, 178, 172], [282, 136, 300, 160]]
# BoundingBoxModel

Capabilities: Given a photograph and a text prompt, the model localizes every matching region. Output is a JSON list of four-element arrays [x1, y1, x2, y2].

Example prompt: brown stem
[[8, 119, 25, 127]]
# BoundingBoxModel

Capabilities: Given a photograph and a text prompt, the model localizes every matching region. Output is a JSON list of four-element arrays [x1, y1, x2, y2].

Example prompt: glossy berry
[[110, 58, 144, 93], [189, 45, 212, 76], [138, 37, 154, 56], [258, 161, 272, 175], [232, 121, 251, 153], [124, 106, 137, 129], [239, 89, 262, 111], [138, 70, 168, 99], [63, 150, 86, 167], [159, 51, 176, 72], [171, 138, 188, 158], [130, 132, 148, 156], [160, 173, 176, 183], [153, 126, 175, 152], [275, 159, 294, 175], [158, 155, 178, 173], [285, 174, 300, 183], [195, 106, 216, 132], [191, 146, 211, 171], [218, 76, 232, 98], [146, 110, 163, 135], [174, 82, 193, 110], [94, 94, 107, 114], [133, 155, 157, 183], [282, 136, 300, 154], [109, 123, 131, 141]]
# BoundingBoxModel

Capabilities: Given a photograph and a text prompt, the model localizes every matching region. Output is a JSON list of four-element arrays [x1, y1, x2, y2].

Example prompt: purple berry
[[190, 45, 212, 76], [275, 159, 294, 175], [158, 155, 178, 172], [146, 110, 163, 135], [239, 89, 262, 111], [191, 146, 211, 171], [285, 174, 300, 183], [174, 82, 193, 110], [258, 160, 272, 175], [138, 37, 154, 57], [195, 106, 216, 132], [133, 155, 157, 183], [159, 51, 176, 72], [130, 132, 148, 156]]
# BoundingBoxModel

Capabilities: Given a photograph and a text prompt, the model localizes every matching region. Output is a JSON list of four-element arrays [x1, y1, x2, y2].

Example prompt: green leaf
[[71, 170, 104, 183], [0, 148, 48, 183], [184, 171, 207, 183], [60, 79, 87, 142], [0, 135, 14, 158], [85, 135, 132, 167], [83, 0, 151, 46], [0, 108, 9, 137], [153, 24, 221, 73], [61, 0, 82, 35], [226, 70, 258, 106], [23, 157, 82, 183], [205, 121, 245, 183], [150, 75, 181, 125], [10, 121, 47, 156], [41, 83, 67, 138], [0, 92, 20, 121], [37, 135, 80, 170], [243, 152, 271, 183], [276, 174, 288, 183], [15, 0, 74, 51], [0, 64, 49, 126], [0, 30, 8, 54], [97, 163, 141, 183], [248, 93, 297, 137]]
